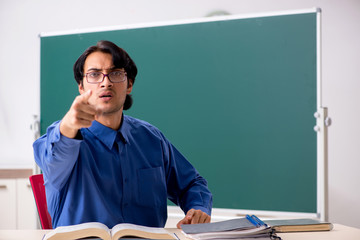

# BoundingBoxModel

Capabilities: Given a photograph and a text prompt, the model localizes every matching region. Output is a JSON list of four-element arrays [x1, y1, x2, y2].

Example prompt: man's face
[[79, 51, 133, 116]]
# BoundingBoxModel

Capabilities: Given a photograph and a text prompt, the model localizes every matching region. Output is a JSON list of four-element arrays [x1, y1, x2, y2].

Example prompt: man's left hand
[[176, 209, 211, 229]]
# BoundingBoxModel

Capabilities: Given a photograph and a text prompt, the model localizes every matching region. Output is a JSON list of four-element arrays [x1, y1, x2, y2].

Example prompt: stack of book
[[181, 215, 277, 240], [181, 215, 333, 240], [264, 218, 333, 233]]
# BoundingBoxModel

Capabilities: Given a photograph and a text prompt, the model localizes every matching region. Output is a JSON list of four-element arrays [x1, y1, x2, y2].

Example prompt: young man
[[33, 40, 212, 229]]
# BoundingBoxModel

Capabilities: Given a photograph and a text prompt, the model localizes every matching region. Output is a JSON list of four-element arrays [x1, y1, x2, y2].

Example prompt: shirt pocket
[[136, 166, 167, 207]]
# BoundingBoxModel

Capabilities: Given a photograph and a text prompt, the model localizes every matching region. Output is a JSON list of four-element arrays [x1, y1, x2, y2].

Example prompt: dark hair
[[73, 40, 137, 110]]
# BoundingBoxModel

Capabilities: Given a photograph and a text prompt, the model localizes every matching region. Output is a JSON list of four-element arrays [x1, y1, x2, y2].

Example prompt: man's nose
[[101, 75, 113, 87]]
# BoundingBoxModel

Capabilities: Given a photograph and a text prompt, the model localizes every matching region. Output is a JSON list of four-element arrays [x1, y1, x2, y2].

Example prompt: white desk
[[0, 224, 359, 240], [277, 224, 360, 240]]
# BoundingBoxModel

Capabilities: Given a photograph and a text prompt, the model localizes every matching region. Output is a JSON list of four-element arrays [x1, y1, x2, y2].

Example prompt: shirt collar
[[88, 118, 127, 150], [118, 115, 130, 144]]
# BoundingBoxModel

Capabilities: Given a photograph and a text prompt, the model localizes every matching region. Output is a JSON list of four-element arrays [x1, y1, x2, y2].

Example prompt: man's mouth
[[99, 92, 113, 100]]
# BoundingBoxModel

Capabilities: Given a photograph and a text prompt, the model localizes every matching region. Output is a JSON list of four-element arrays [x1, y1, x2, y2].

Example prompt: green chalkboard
[[40, 10, 318, 213]]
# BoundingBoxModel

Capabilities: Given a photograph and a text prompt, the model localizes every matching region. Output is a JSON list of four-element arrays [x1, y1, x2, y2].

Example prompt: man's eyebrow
[[86, 67, 102, 72], [110, 67, 124, 71], [85, 67, 121, 72]]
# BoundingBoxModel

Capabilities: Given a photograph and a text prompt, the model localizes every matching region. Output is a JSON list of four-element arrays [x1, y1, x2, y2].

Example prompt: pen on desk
[[251, 215, 268, 227], [246, 214, 260, 227]]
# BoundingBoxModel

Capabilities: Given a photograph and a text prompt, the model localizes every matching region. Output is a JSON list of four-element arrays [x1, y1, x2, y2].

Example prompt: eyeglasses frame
[[84, 70, 127, 84]]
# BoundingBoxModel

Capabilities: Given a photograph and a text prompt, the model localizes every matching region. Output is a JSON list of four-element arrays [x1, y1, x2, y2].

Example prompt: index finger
[[185, 209, 195, 220], [79, 89, 92, 103], [73, 90, 97, 115]]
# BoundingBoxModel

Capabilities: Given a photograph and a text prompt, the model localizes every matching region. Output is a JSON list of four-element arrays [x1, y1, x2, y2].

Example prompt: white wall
[[1, 0, 359, 228]]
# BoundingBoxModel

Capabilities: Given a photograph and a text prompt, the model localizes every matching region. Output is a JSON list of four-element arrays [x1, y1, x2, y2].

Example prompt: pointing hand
[[60, 90, 97, 138]]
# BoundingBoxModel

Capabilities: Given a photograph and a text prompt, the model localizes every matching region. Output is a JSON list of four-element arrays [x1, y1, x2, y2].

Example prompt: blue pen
[[246, 214, 260, 227], [251, 215, 268, 227]]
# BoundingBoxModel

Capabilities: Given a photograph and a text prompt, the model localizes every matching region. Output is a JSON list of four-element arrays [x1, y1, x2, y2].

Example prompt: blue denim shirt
[[33, 115, 212, 228]]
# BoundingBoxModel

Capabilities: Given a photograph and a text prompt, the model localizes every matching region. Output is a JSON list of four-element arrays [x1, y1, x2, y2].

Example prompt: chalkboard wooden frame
[[40, 8, 324, 218]]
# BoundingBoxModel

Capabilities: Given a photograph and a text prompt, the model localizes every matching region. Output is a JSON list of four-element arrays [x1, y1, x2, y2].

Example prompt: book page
[[44, 222, 111, 240], [111, 223, 176, 239]]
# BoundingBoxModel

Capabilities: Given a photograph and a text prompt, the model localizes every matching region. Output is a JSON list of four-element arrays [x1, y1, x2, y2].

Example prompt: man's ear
[[127, 79, 134, 94], [79, 82, 85, 94]]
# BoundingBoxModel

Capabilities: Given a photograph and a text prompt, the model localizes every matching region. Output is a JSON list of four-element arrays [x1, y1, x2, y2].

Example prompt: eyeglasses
[[85, 71, 127, 83]]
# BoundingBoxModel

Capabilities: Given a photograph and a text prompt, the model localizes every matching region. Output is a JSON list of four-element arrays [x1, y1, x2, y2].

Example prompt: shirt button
[[124, 178, 128, 183]]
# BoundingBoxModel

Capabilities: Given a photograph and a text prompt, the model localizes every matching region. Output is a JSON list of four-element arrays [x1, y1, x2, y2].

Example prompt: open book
[[43, 222, 177, 240]]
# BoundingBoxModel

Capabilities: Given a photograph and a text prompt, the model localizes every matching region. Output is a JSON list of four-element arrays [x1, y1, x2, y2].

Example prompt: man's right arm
[[33, 89, 97, 190], [33, 121, 82, 191]]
